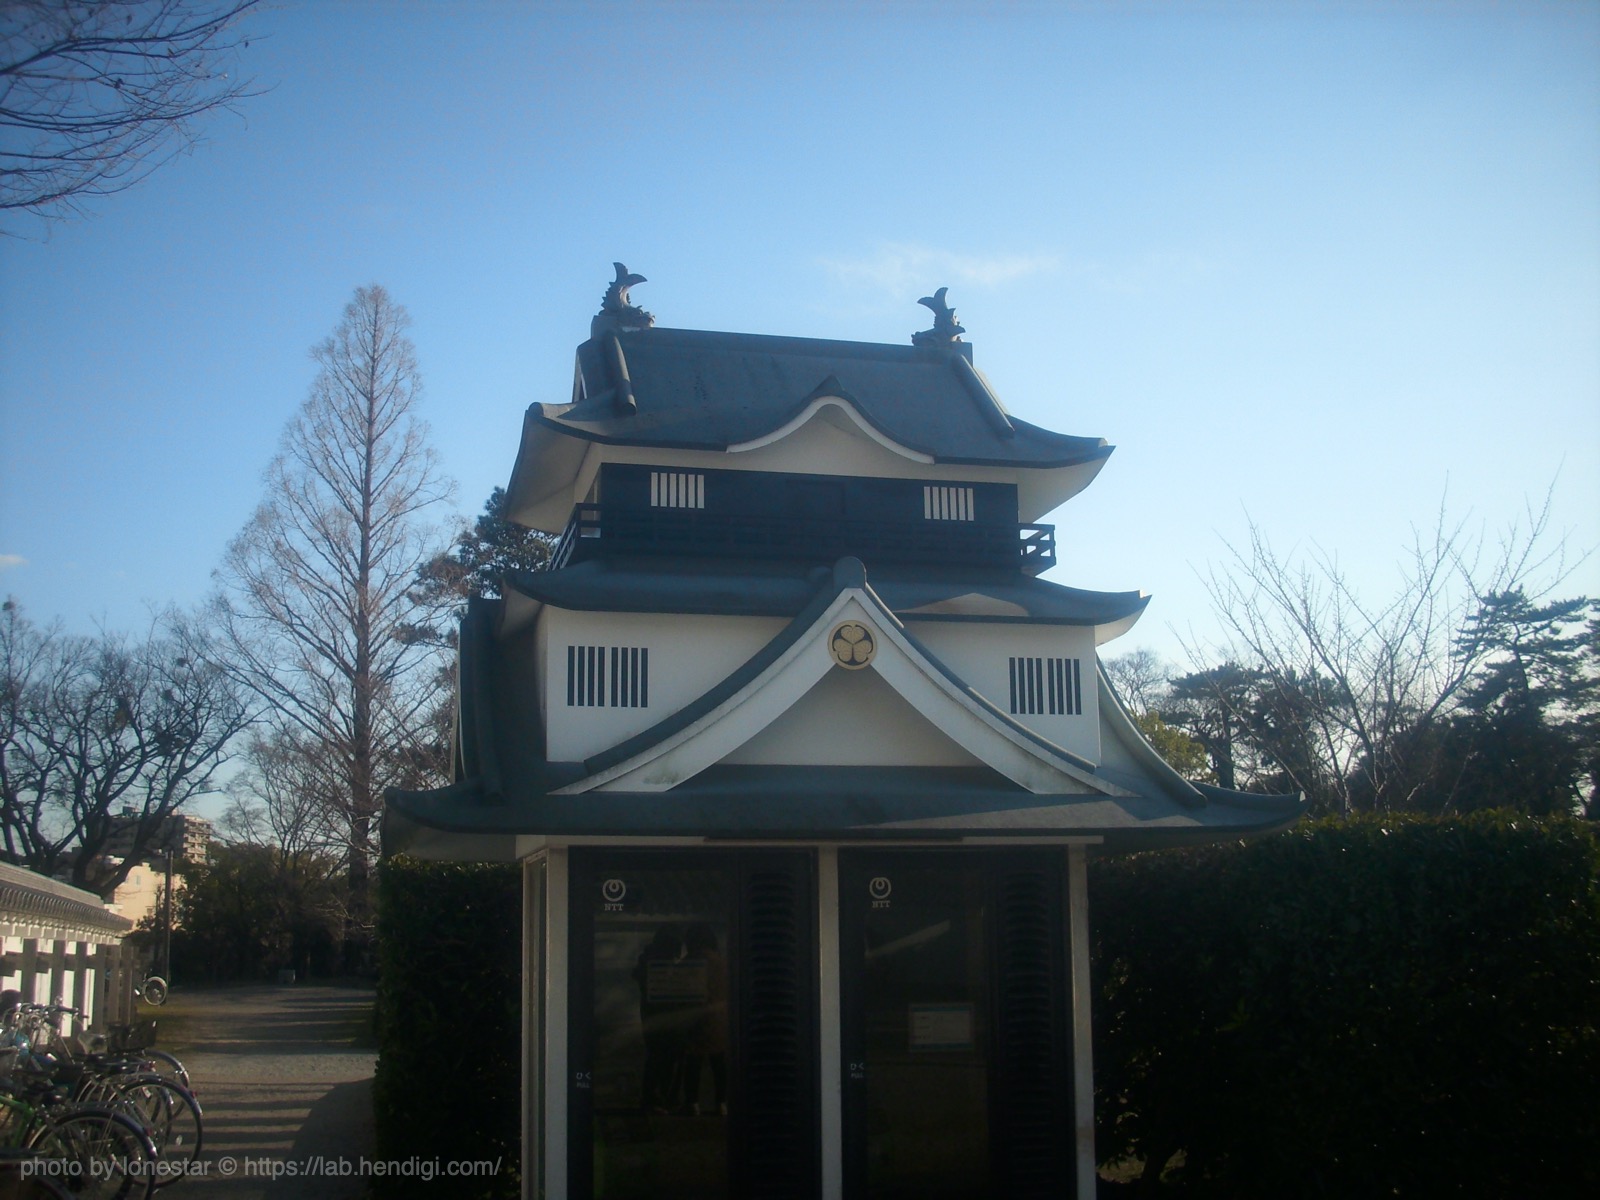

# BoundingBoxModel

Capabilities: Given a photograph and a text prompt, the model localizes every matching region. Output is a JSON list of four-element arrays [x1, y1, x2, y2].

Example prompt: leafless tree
[[214, 726, 354, 965], [219, 729, 342, 861], [212, 285, 453, 943], [1103, 647, 1170, 717], [0, 598, 251, 893], [1191, 493, 1580, 813], [1, 0, 262, 227]]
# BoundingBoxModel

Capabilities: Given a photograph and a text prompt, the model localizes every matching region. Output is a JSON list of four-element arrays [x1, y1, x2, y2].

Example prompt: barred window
[[650, 471, 704, 509], [923, 484, 975, 521], [1008, 656, 1082, 716], [567, 645, 650, 708]]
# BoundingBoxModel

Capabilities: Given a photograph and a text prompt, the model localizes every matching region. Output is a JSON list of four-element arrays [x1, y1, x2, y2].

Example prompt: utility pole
[[161, 845, 174, 983]]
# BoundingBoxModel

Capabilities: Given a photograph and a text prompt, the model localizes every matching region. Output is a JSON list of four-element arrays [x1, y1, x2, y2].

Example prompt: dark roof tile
[[543, 326, 1111, 468], [502, 557, 1148, 628]]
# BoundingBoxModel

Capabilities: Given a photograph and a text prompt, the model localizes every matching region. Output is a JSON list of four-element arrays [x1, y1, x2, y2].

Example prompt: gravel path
[[155, 984, 377, 1200]]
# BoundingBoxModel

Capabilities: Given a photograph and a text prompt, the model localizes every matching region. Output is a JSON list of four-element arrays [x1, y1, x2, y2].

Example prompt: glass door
[[569, 850, 817, 1200], [839, 850, 1074, 1200]]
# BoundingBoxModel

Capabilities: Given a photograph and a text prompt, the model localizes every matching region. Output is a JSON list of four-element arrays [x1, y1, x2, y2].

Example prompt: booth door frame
[[564, 847, 820, 1200], [837, 847, 1078, 1200], [525, 842, 1097, 1200]]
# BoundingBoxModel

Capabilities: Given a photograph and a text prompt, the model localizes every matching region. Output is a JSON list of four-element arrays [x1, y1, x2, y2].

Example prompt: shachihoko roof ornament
[[913, 286, 965, 347], [591, 261, 654, 337]]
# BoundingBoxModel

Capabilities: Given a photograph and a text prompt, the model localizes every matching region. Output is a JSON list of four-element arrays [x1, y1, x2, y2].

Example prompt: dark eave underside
[[385, 765, 1304, 850]]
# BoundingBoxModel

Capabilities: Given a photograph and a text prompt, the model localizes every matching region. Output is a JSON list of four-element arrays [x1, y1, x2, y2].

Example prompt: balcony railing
[[551, 504, 1056, 575]]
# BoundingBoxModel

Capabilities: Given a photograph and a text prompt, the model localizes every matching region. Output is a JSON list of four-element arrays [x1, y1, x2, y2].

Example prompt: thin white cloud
[[822, 242, 1061, 298], [1074, 249, 1232, 297], [0, 554, 25, 571]]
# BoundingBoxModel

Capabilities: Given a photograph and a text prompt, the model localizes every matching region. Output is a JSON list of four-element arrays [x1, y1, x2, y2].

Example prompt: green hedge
[[1091, 814, 1600, 1197], [373, 858, 522, 1199]]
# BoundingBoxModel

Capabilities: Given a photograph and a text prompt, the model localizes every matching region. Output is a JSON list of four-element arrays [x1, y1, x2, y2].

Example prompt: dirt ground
[[148, 983, 378, 1200]]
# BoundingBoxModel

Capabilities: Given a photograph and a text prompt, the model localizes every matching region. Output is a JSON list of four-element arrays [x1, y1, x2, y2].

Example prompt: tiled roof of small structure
[[383, 558, 1304, 853], [385, 769, 1307, 853], [535, 326, 1113, 469], [0, 861, 132, 937], [500, 557, 1149, 629]]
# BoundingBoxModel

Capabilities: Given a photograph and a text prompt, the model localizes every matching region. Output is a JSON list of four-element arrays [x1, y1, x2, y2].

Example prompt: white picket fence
[[0, 861, 136, 1031]]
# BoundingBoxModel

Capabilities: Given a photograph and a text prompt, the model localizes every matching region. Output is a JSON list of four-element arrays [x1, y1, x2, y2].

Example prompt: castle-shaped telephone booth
[[386, 270, 1302, 1200]]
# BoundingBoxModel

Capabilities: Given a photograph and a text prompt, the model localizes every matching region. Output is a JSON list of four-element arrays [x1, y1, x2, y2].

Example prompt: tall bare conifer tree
[[214, 285, 452, 959]]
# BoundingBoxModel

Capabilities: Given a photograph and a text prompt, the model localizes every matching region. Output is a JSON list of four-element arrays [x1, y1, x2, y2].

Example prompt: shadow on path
[[163, 985, 377, 1200], [261, 1080, 375, 1200]]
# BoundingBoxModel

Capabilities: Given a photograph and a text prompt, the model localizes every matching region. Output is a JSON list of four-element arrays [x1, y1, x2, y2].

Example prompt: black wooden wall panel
[[735, 855, 819, 1200], [991, 862, 1072, 1198]]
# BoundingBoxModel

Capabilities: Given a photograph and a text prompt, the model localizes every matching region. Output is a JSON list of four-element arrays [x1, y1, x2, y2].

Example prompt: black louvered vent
[[738, 864, 814, 1199], [994, 868, 1070, 1198], [566, 644, 648, 708], [1009, 655, 1082, 715]]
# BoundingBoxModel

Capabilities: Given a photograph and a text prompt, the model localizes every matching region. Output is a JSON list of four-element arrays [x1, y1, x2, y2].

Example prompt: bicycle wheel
[[137, 979, 166, 1008], [27, 1106, 157, 1200], [112, 1077, 201, 1187], [136, 1052, 188, 1094], [0, 1149, 76, 1200]]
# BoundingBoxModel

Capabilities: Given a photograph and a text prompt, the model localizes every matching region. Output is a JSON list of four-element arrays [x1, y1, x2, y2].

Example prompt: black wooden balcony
[[551, 504, 1056, 575]]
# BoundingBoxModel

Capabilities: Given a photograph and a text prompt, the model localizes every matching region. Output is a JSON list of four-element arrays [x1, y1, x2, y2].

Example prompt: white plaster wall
[[906, 621, 1101, 763], [577, 430, 1016, 496], [533, 609, 550, 725], [730, 411, 1106, 518], [568, 409, 1101, 521], [539, 606, 1102, 768], [541, 608, 788, 762], [105, 862, 177, 926], [722, 663, 983, 768]]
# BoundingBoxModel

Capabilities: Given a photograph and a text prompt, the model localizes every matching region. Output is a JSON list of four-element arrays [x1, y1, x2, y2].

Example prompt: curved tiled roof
[[537, 327, 1112, 469], [500, 556, 1149, 632], [384, 558, 1303, 851], [385, 772, 1306, 855], [0, 861, 131, 938]]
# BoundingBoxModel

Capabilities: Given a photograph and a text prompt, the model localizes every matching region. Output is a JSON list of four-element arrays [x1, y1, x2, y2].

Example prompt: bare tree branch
[[0, 0, 263, 227], [0, 597, 252, 892], [1102, 647, 1170, 718], [1188, 488, 1585, 813]]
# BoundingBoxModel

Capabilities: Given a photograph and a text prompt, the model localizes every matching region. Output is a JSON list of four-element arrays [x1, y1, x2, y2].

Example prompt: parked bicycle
[[2, 999, 199, 1190], [86, 1018, 189, 1092], [4, 1003, 190, 1096], [133, 976, 167, 1008], [0, 1050, 158, 1200]]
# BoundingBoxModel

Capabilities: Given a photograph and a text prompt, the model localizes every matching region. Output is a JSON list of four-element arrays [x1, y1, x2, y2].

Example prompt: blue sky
[[2, 0, 1596, 672]]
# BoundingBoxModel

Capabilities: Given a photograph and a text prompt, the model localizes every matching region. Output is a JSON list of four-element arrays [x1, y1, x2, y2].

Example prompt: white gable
[[721, 664, 983, 768], [553, 587, 1127, 798], [726, 395, 933, 462]]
